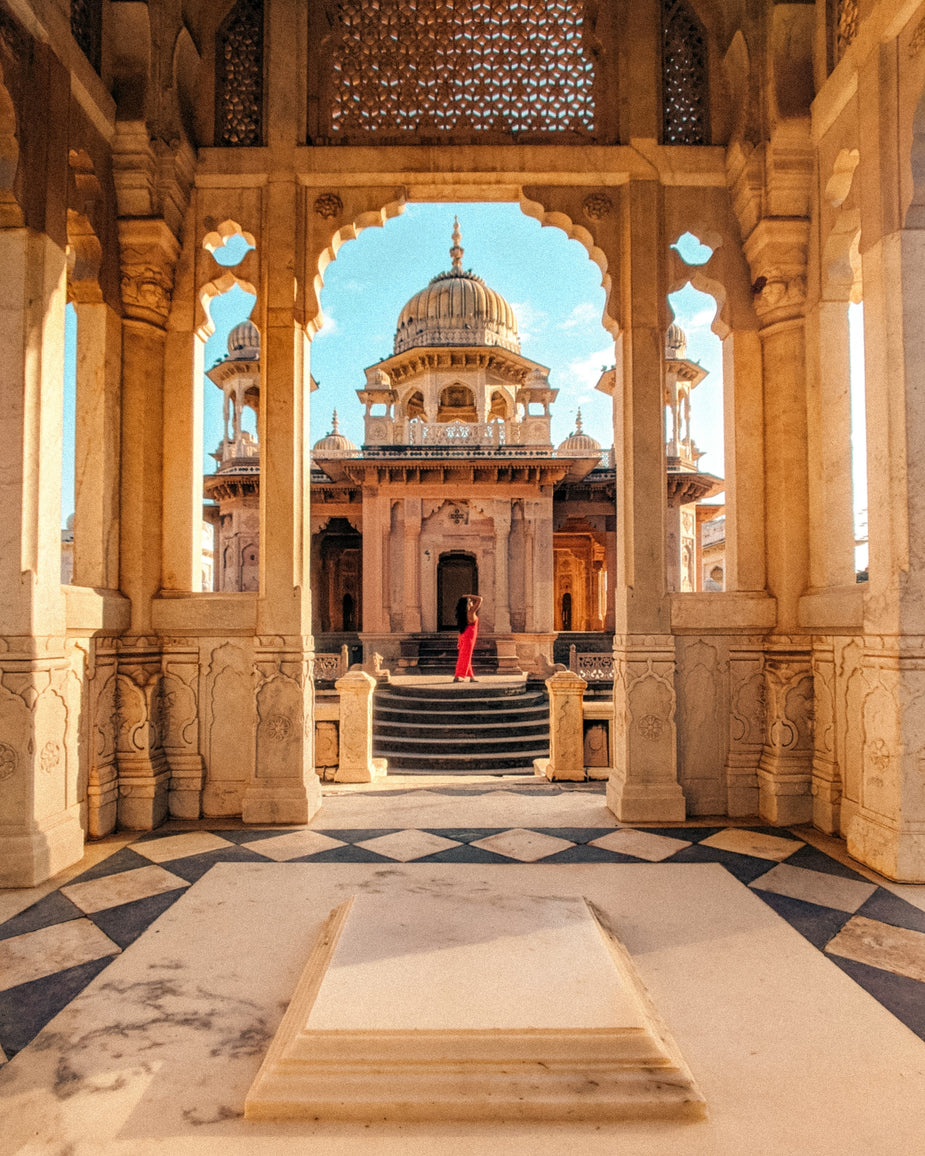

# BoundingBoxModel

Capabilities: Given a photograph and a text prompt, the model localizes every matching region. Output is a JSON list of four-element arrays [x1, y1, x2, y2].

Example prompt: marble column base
[[758, 759, 813, 826], [333, 757, 387, 784], [606, 777, 686, 823], [848, 810, 925, 883], [241, 778, 322, 826], [0, 810, 84, 888]]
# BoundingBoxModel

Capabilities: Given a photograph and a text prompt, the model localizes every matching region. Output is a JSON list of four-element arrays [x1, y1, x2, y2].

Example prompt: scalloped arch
[[196, 271, 257, 340]]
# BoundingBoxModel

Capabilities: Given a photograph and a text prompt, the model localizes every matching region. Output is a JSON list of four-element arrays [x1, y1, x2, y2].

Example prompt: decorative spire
[[450, 215, 463, 271], [574, 408, 583, 434], [330, 409, 340, 435]]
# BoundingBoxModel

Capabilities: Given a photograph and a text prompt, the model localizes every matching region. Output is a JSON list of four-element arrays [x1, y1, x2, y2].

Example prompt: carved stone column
[[116, 219, 179, 829], [742, 222, 815, 826], [493, 502, 512, 635], [604, 181, 686, 823], [0, 228, 85, 884], [403, 498, 422, 633], [243, 179, 320, 826]]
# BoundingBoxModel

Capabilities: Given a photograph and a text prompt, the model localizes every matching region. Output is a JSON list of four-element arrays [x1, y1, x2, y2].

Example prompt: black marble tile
[[155, 845, 272, 883], [781, 843, 873, 881], [751, 888, 853, 950], [666, 842, 775, 884], [531, 827, 621, 844], [211, 828, 300, 845], [631, 826, 725, 843], [290, 845, 398, 864], [63, 846, 153, 886], [311, 829, 402, 844], [536, 844, 643, 864], [0, 891, 84, 943], [87, 888, 187, 950], [414, 844, 523, 864], [420, 828, 503, 843], [0, 955, 115, 1060], [827, 954, 925, 1042], [856, 888, 925, 935]]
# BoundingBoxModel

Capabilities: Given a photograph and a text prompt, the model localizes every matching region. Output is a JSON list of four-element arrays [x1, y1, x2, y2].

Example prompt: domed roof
[[665, 322, 687, 359], [557, 410, 602, 457], [312, 411, 357, 457], [393, 219, 520, 356], [228, 319, 261, 360]]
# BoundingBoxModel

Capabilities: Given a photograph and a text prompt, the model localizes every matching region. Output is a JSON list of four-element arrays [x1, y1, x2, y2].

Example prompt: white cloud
[[558, 346, 618, 398], [674, 305, 717, 331], [313, 309, 339, 339], [558, 300, 600, 330], [510, 300, 548, 344]]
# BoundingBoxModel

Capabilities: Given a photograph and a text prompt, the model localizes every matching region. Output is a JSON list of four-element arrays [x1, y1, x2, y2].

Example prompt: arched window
[[437, 384, 476, 423]]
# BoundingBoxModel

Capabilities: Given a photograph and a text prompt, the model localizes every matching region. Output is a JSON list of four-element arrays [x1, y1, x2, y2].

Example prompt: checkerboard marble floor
[[1, 777, 924, 1153]]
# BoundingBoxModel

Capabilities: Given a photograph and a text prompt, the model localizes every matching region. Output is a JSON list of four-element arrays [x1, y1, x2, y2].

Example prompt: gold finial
[[450, 215, 464, 271], [330, 409, 340, 434], [575, 409, 583, 434]]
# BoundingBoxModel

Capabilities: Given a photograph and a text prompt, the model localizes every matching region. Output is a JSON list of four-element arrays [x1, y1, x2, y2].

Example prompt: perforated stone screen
[[662, 0, 707, 146], [327, 0, 596, 141]]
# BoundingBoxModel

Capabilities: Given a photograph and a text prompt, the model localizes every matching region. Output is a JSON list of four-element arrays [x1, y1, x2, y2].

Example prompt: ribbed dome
[[312, 411, 357, 457], [557, 410, 602, 458], [393, 219, 520, 356], [665, 322, 687, 359], [228, 320, 261, 360]]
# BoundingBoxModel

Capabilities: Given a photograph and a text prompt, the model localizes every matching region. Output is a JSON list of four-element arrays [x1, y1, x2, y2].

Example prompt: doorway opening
[[438, 552, 478, 629]]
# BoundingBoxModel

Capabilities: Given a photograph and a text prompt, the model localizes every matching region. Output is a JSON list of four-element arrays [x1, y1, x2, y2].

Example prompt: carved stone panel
[[205, 641, 255, 816]]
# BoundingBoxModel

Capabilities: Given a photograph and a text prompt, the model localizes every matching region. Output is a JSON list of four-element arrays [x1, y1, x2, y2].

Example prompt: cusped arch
[[196, 270, 257, 340]]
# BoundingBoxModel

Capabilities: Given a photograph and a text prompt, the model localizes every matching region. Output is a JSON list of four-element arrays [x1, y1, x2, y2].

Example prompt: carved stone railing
[[313, 649, 348, 681], [407, 420, 517, 447], [569, 646, 614, 681]]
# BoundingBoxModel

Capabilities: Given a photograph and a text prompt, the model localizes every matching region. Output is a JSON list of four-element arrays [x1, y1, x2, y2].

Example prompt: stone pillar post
[[605, 182, 686, 823], [842, 60, 925, 877], [0, 228, 84, 884], [404, 498, 422, 633], [242, 179, 320, 825], [537, 671, 587, 781], [743, 220, 815, 827], [533, 493, 554, 633], [493, 502, 512, 634], [333, 670, 386, 782], [71, 300, 122, 590], [116, 220, 180, 829]]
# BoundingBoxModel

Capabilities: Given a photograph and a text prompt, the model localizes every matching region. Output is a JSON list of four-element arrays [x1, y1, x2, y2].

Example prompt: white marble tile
[[0, 919, 119, 991], [241, 831, 347, 861], [130, 831, 236, 863], [589, 829, 692, 861], [60, 865, 188, 914], [750, 863, 877, 913], [699, 829, 804, 861], [470, 828, 575, 861], [826, 916, 925, 982], [354, 830, 461, 861]]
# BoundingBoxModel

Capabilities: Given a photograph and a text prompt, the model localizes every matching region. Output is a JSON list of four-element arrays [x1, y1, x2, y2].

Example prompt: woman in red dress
[[453, 594, 482, 682]]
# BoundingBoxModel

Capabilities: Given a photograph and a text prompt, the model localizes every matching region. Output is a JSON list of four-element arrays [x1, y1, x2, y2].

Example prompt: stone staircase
[[403, 632, 498, 674], [372, 681, 550, 774]]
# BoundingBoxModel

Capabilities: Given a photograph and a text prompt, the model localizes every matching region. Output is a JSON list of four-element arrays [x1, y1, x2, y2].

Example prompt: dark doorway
[[561, 591, 572, 631], [438, 552, 478, 629]]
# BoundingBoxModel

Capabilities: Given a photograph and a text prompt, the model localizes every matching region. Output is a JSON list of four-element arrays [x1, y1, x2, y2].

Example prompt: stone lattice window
[[71, 0, 102, 72], [836, 0, 859, 59], [216, 0, 264, 147], [326, 0, 596, 142], [662, 0, 708, 146]]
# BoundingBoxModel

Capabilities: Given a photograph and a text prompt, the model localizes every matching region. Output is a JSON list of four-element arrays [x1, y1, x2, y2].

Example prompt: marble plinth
[[246, 891, 704, 1122]]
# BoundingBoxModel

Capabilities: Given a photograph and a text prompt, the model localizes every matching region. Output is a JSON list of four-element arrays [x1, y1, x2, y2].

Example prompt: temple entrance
[[437, 553, 478, 629]]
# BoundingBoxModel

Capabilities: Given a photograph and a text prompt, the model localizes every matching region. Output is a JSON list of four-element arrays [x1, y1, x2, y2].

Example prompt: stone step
[[373, 680, 550, 775]]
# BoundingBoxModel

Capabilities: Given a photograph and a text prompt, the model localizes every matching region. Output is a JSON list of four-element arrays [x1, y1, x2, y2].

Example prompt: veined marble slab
[[246, 891, 705, 1122]]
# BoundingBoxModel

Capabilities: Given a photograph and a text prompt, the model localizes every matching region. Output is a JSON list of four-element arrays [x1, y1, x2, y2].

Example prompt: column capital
[[742, 217, 810, 326], [118, 219, 180, 327]]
